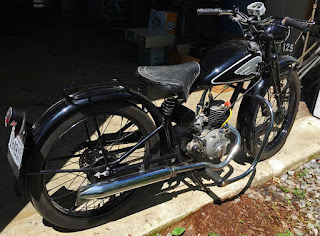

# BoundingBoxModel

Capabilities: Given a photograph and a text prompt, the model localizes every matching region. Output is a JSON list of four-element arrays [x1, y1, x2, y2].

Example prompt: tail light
[[5, 107, 25, 135]]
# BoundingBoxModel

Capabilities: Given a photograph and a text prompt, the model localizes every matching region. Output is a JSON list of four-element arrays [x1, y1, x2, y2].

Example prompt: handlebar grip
[[282, 17, 310, 32], [197, 8, 233, 16], [197, 8, 222, 15]]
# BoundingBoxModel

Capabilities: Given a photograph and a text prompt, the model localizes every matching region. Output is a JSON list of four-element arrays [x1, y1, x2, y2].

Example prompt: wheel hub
[[79, 148, 116, 183]]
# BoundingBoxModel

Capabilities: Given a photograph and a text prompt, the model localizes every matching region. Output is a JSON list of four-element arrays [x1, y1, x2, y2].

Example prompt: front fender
[[236, 77, 270, 152], [20, 87, 167, 197], [236, 55, 298, 151], [279, 55, 299, 70]]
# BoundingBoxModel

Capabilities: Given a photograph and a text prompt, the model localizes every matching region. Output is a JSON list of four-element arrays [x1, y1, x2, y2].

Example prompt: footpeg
[[205, 168, 225, 187]]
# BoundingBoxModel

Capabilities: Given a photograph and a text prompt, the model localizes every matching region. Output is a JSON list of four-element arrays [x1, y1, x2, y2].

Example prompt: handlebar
[[197, 8, 233, 16], [197, 7, 313, 42], [197, 7, 268, 25], [282, 17, 311, 33], [197, 8, 311, 32]]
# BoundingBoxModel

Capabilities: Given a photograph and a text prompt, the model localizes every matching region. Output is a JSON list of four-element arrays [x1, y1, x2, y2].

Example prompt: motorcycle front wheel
[[28, 101, 160, 230], [245, 69, 300, 160]]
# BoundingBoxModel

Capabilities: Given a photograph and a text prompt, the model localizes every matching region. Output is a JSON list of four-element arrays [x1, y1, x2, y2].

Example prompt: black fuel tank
[[199, 40, 262, 85]]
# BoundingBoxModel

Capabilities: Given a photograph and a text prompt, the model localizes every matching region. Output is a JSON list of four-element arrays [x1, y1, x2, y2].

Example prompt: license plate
[[8, 127, 25, 169]]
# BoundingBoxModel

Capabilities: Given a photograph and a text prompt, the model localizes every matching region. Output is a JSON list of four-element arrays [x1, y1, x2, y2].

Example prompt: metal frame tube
[[76, 124, 241, 202], [222, 94, 274, 185], [298, 55, 320, 79], [109, 124, 164, 165], [76, 96, 274, 203], [300, 0, 318, 66], [298, 40, 320, 62]]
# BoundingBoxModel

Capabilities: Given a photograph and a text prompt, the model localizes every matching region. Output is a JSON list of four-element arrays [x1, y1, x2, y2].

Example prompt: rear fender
[[20, 87, 167, 197]]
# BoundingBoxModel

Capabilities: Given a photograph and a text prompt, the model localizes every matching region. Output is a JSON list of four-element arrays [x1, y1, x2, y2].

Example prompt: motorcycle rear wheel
[[28, 101, 160, 230], [246, 69, 300, 160]]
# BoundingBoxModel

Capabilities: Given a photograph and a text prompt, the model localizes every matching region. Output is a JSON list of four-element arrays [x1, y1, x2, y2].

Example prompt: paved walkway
[[2, 90, 320, 236]]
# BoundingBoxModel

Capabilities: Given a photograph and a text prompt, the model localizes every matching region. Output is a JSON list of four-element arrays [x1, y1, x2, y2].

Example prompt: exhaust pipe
[[76, 167, 175, 205], [76, 125, 240, 205]]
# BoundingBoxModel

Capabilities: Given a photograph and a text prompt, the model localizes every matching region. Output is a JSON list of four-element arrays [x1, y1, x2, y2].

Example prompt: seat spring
[[161, 95, 176, 116], [138, 80, 149, 96]]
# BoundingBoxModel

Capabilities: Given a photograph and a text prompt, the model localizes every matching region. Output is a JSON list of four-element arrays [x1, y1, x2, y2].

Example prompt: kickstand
[[191, 171, 210, 193]]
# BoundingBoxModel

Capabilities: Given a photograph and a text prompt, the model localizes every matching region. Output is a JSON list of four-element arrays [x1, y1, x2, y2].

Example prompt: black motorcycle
[[5, 4, 309, 230]]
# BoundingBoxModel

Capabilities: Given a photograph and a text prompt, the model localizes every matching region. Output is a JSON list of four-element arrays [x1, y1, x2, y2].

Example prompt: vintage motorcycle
[[5, 3, 309, 230]]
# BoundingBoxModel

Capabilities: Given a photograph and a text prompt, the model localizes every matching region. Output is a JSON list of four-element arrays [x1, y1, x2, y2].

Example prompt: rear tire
[[245, 69, 300, 160], [28, 101, 160, 230]]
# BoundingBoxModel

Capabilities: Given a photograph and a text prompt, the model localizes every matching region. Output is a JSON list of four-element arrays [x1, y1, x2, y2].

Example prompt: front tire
[[28, 101, 160, 230], [245, 69, 300, 160]]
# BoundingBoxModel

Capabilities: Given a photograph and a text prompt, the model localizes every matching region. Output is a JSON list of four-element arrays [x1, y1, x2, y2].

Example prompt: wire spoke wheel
[[254, 77, 292, 146], [29, 102, 160, 229], [44, 113, 145, 216], [247, 69, 300, 160]]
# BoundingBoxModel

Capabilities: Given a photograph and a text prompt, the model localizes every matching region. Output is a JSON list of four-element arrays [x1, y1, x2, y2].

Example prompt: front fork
[[268, 41, 287, 119]]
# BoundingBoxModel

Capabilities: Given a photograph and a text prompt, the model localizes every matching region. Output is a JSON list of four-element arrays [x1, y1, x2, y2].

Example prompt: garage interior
[[0, 0, 318, 232]]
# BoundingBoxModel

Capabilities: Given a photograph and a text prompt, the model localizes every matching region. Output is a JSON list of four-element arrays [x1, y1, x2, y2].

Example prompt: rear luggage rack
[[61, 79, 125, 103]]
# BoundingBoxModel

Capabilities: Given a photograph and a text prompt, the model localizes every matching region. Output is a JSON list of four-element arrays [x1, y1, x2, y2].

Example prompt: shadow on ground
[[42, 156, 256, 233]]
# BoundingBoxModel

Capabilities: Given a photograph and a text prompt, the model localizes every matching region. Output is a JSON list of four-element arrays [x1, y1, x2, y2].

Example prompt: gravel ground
[[158, 157, 320, 236], [246, 157, 320, 236]]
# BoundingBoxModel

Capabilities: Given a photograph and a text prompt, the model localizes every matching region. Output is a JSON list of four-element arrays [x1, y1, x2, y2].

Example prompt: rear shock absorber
[[161, 94, 176, 116], [161, 94, 177, 150], [138, 80, 149, 96]]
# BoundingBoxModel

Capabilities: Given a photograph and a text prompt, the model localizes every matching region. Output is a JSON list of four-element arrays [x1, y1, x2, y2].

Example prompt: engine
[[186, 99, 231, 160]]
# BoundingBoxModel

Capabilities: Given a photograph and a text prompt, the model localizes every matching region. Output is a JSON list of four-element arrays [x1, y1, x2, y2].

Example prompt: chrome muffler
[[76, 124, 240, 205]]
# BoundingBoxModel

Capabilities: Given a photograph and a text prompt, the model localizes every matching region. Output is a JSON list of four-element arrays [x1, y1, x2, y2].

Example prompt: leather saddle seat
[[136, 61, 201, 101]]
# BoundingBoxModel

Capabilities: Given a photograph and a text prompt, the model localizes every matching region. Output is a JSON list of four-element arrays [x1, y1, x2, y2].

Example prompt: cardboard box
[[125, 28, 176, 48], [148, 9, 178, 34], [180, 54, 200, 63], [138, 46, 165, 66], [167, 50, 200, 65]]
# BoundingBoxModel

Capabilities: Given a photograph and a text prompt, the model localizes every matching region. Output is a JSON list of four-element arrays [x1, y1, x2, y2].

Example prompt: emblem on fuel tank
[[234, 56, 262, 76], [210, 54, 252, 84]]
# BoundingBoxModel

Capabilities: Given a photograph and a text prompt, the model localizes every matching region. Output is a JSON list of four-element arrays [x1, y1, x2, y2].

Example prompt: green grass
[[276, 230, 294, 236], [292, 188, 306, 199], [280, 186, 290, 193], [151, 226, 186, 236], [208, 233, 220, 236], [284, 197, 292, 204], [297, 168, 309, 178], [171, 227, 186, 236]]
